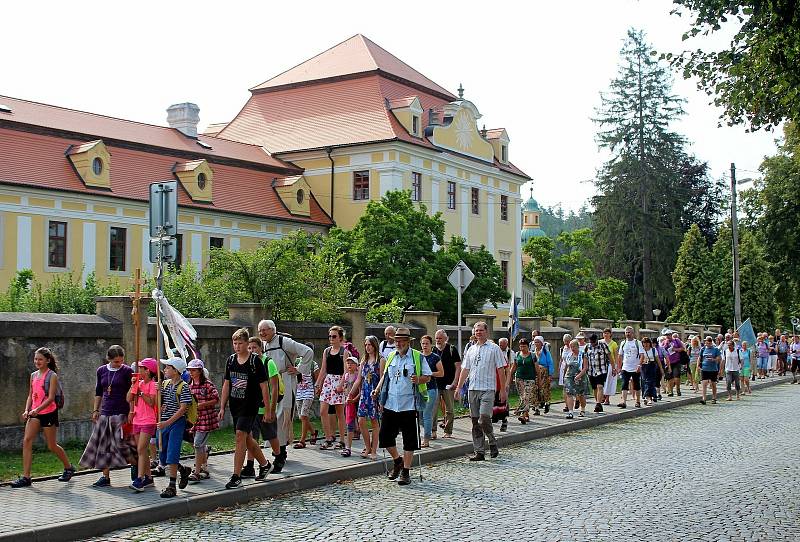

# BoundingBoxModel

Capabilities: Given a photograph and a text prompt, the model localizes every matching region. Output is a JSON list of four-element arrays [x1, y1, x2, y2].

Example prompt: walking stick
[[412, 380, 423, 482]]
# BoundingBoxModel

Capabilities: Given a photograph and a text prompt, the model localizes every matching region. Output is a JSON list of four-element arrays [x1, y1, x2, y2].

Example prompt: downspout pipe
[[326, 147, 335, 224]]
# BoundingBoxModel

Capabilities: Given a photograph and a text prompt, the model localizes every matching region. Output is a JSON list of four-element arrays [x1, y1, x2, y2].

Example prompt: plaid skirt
[[79, 413, 137, 469]]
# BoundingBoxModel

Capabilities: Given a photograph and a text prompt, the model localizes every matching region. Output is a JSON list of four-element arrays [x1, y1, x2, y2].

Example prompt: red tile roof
[[0, 95, 298, 173], [0, 127, 333, 227], [220, 74, 531, 180], [250, 34, 457, 101]]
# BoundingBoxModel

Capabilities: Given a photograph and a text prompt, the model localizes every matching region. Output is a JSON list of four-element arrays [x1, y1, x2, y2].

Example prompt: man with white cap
[[257, 320, 314, 472]]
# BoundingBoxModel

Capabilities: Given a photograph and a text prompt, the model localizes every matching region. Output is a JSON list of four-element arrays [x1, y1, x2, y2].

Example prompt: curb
[[5, 377, 792, 542]]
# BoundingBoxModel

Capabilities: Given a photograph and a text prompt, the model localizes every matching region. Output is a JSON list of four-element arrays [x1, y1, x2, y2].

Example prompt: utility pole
[[730, 162, 742, 330]]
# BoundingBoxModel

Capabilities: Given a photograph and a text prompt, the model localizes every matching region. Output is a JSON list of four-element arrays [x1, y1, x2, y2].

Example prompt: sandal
[[319, 439, 334, 450], [340, 448, 352, 457], [198, 470, 210, 480], [335, 441, 346, 450], [369, 453, 378, 460], [635, 402, 642, 408], [293, 442, 307, 449], [360, 449, 369, 458], [187, 471, 200, 483], [310, 430, 318, 445], [617, 402, 626, 408]]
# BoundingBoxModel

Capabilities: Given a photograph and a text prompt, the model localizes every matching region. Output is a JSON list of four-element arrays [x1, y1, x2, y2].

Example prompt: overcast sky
[[2, 0, 779, 211]]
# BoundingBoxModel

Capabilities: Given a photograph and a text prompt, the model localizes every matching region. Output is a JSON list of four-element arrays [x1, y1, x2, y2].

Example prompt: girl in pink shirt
[[11, 347, 75, 488], [127, 358, 159, 491]]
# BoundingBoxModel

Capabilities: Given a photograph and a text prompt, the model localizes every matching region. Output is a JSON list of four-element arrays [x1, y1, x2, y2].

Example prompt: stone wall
[[0, 301, 724, 450]]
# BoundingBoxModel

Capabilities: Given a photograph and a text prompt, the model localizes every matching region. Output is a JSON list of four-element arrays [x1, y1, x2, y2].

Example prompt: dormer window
[[501, 145, 508, 163], [388, 96, 423, 138], [174, 159, 213, 202], [66, 140, 111, 189]]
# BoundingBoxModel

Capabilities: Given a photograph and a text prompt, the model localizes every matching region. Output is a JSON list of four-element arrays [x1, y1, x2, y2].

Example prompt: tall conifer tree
[[592, 28, 715, 319]]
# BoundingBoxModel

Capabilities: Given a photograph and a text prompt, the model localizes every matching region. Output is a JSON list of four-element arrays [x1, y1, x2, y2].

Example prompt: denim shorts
[[158, 417, 186, 466]]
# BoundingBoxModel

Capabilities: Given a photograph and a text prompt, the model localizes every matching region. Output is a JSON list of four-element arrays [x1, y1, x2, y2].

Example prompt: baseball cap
[[187, 359, 205, 370], [138, 358, 158, 374], [162, 357, 187, 373]]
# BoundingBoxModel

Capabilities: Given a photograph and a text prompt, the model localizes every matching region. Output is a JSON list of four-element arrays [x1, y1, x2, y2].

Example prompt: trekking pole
[[413, 382, 423, 482]]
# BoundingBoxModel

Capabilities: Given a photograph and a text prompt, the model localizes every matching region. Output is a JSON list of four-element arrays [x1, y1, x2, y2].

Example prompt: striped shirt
[[160, 379, 193, 421], [463, 341, 506, 391], [584, 342, 611, 377]]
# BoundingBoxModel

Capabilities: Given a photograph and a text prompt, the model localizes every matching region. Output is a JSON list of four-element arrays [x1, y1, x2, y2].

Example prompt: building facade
[[214, 34, 530, 324], [1, 34, 530, 328], [0, 98, 332, 288]]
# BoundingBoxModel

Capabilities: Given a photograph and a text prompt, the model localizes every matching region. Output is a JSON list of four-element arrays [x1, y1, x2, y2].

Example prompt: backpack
[[162, 379, 198, 426], [36, 369, 65, 410]]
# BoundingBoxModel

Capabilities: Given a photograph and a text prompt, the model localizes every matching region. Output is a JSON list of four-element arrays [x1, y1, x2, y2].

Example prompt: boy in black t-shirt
[[218, 328, 272, 489]]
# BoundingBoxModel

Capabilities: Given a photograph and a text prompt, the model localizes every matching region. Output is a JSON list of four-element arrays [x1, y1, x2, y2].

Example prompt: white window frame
[[107, 224, 130, 276]]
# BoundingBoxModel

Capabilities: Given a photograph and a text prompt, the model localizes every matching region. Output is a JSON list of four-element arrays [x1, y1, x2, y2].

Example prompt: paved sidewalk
[[1, 377, 791, 542]]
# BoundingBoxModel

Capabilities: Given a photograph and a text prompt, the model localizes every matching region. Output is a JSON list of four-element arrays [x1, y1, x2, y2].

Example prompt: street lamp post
[[653, 308, 661, 321]]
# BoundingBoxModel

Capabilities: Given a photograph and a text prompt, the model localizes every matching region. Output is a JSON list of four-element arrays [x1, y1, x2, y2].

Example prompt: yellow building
[[0, 98, 332, 288], [1, 35, 530, 328], [213, 34, 531, 326]]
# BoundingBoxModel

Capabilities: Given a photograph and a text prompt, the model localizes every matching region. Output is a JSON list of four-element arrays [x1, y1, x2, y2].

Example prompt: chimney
[[166, 102, 200, 138]]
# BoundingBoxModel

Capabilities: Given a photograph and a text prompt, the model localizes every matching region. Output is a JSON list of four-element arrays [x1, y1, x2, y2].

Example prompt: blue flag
[[508, 291, 519, 340], [737, 318, 757, 349]]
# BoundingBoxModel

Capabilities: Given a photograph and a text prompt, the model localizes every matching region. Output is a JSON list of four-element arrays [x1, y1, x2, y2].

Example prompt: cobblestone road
[[103, 385, 800, 542]]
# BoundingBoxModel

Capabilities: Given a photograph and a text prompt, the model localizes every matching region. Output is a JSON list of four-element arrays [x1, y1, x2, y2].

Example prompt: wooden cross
[[127, 268, 146, 362]]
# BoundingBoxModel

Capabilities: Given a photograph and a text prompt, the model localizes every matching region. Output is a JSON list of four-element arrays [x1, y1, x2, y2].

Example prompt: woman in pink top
[[11, 347, 75, 488]]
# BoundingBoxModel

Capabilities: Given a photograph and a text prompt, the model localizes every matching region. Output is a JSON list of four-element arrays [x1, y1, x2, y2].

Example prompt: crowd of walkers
[[11, 321, 797, 491]]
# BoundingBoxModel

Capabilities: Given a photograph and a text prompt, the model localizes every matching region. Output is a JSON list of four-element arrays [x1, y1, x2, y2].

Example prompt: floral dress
[[562, 351, 588, 396], [357, 358, 381, 419]]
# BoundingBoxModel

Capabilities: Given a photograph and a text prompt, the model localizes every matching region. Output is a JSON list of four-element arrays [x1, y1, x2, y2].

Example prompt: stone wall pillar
[[227, 303, 272, 331], [688, 324, 705, 338], [590, 318, 614, 331], [555, 317, 580, 337], [402, 310, 440, 338], [620, 320, 642, 335], [518, 316, 542, 336], [643, 321, 663, 334], [96, 295, 150, 362], [339, 307, 367, 352], [464, 314, 496, 334]]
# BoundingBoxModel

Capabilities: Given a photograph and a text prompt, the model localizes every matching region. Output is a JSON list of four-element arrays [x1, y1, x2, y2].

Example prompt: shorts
[[620, 370, 641, 391], [701, 370, 719, 382], [668, 363, 682, 379], [158, 417, 186, 466], [193, 430, 210, 449], [31, 410, 59, 428], [378, 408, 419, 451], [589, 373, 608, 389], [757, 356, 769, 370], [233, 414, 258, 434], [298, 398, 314, 418], [251, 416, 278, 442], [133, 423, 157, 437], [345, 402, 357, 432]]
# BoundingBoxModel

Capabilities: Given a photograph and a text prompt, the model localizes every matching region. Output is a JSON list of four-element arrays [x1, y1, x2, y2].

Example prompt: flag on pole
[[508, 291, 519, 340], [737, 318, 757, 349]]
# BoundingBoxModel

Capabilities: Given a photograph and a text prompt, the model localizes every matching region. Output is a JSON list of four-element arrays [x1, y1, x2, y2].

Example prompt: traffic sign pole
[[448, 260, 474, 356], [457, 266, 463, 355]]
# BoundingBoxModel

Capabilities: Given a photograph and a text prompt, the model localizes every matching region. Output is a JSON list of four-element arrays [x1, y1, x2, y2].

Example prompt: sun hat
[[394, 327, 416, 340]]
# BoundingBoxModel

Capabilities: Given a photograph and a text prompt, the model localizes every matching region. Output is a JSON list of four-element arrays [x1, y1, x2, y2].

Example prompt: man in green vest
[[374, 327, 431, 485]]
